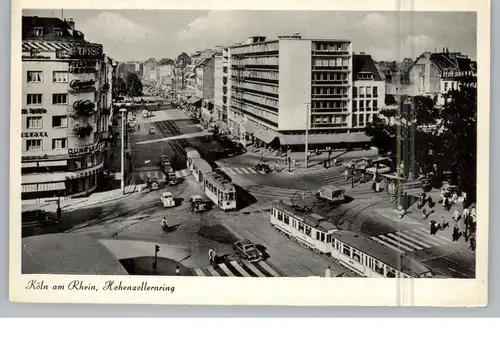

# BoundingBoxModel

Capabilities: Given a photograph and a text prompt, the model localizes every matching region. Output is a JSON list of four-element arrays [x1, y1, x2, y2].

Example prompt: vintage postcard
[[10, 0, 490, 306]]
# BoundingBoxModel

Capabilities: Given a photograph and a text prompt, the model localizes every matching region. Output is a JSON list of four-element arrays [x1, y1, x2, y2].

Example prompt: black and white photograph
[[10, 0, 490, 306]]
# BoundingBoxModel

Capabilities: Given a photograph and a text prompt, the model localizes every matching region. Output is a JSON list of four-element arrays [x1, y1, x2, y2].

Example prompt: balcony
[[312, 65, 350, 71], [73, 124, 94, 138], [312, 50, 350, 56], [70, 100, 96, 118], [312, 94, 348, 99], [311, 107, 349, 113], [312, 80, 349, 86]]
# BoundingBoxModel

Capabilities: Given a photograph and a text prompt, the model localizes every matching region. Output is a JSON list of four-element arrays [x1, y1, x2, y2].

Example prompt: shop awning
[[242, 121, 279, 144], [279, 132, 371, 145], [188, 96, 201, 104]]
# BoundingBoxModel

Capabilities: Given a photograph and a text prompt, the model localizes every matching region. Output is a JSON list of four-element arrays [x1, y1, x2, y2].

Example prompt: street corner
[[374, 207, 424, 226]]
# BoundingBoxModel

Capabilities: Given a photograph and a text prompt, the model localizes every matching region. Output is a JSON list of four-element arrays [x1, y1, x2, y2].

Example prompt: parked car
[[366, 164, 392, 174], [343, 157, 373, 170], [160, 191, 175, 208], [232, 240, 263, 263], [149, 126, 156, 134], [255, 163, 271, 174]]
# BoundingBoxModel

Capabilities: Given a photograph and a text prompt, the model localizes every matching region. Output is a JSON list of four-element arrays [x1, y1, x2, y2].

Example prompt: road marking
[[409, 229, 445, 246], [247, 167, 258, 174], [371, 236, 406, 254], [233, 168, 244, 174], [377, 235, 415, 252], [394, 232, 432, 248], [386, 233, 424, 250], [218, 263, 235, 277], [194, 268, 205, 276], [258, 261, 280, 277], [239, 167, 251, 174], [412, 228, 452, 245], [206, 266, 220, 277], [240, 260, 266, 277], [224, 168, 234, 174], [230, 261, 252, 277]]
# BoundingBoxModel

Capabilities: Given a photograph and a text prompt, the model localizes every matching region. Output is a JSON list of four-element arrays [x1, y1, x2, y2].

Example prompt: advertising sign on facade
[[68, 141, 105, 157], [70, 43, 103, 59]]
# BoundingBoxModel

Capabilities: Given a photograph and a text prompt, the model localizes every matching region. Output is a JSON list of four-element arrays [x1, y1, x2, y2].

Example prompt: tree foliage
[[125, 73, 143, 97], [365, 86, 477, 200]]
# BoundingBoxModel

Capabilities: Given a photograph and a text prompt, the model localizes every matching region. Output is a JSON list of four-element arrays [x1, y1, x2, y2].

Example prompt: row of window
[[332, 238, 405, 278], [312, 72, 348, 81], [353, 86, 378, 97], [26, 93, 68, 105], [243, 70, 279, 81], [312, 42, 350, 52], [25, 138, 67, 151], [234, 82, 279, 95], [233, 102, 279, 124], [231, 42, 279, 55], [27, 71, 69, 83], [233, 56, 279, 66], [26, 116, 68, 129], [352, 114, 373, 127], [352, 100, 379, 112], [204, 179, 235, 201], [30, 27, 64, 37], [312, 115, 347, 125], [312, 87, 348, 95], [242, 92, 279, 108], [311, 101, 348, 109], [313, 58, 350, 67]]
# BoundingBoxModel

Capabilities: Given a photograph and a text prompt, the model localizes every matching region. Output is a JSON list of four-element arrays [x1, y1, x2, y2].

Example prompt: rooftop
[[22, 16, 85, 42], [353, 54, 384, 81]]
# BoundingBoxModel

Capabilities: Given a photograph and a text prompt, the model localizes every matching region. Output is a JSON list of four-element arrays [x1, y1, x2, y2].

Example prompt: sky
[[23, 10, 477, 62]]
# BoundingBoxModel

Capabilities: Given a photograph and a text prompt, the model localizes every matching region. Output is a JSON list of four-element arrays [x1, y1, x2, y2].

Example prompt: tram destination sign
[[70, 43, 103, 59], [68, 141, 105, 157]]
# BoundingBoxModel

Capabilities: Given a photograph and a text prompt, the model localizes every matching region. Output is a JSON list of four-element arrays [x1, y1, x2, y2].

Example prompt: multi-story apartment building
[[408, 49, 477, 105], [214, 51, 224, 121], [229, 34, 372, 148], [213, 46, 230, 127], [172, 52, 191, 100], [21, 16, 113, 202], [351, 53, 386, 131]]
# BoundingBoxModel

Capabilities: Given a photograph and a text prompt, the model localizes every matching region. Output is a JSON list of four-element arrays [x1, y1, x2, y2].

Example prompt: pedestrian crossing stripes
[[220, 166, 262, 176], [193, 260, 282, 277], [136, 169, 192, 182], [370, 228, 454, 254]]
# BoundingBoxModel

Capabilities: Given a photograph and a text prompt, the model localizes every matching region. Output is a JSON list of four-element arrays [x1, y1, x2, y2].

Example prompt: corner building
[[229, 35, 373, 149], [21, 16, 113, 201]]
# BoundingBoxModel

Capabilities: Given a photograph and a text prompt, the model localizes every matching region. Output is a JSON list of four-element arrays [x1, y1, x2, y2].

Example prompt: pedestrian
[[343, 169, 349, 181], [323, 160, 328, 169], [259, 154, 263, 162], [375, 181, 381, 193], [439, 216, 446, 230], [274, 160, 279, 171], [453, 208, 460, 222], [360, 173, 366, 183], [292, 159, 296, 167], [445, 198, 451, 211], [469, 235, 476, 251], [56, 206, 62, 221], [421, 206, 428, 220], [161, 217, 168, 232], [452, 224, 460, 242], [429, 220, 437, 235], [325, 266, 331, 278], [175, 265, 180, 276]]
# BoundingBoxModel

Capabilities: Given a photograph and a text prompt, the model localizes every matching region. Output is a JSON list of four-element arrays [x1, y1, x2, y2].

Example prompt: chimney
[[67, 18, 75, 30]]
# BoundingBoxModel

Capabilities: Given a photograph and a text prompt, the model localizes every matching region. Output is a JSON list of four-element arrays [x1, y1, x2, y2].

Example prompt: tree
[[125, 73, 143, 97], [113, 76, 127, 96]]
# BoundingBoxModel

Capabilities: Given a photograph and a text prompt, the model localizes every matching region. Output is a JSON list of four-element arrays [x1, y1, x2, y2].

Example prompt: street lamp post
[[305, 103, 310, 168], [119, 108, 127, 194]]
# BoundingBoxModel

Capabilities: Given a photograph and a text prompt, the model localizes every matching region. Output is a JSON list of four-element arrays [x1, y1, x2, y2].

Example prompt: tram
[[191, 158, 212, 183], [185, 147, 201, 170], [270, 200, 337, 254], [203, 171, 237, 211], [270, 200, 434, 279]]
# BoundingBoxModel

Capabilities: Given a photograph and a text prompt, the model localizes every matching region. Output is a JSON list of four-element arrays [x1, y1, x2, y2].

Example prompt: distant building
[[228, 34, 374, 149], [408, 49, 477, 105], [21, 16, 114, 201]]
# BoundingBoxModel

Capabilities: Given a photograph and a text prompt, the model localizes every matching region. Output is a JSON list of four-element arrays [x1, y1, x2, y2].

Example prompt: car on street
[[343, 157, 373, 170], [149, 126, 156, 134], [232, 240, 263, 263], [159, 155, 173, 173], [366, 164, 392, 174], [160, 191, 175, 208]]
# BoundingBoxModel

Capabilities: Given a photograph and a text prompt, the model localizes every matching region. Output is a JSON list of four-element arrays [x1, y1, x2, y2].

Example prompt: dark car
[[255, 163, 271, 174], [232, 240, 263, 263], [159, 155, 173, 173]]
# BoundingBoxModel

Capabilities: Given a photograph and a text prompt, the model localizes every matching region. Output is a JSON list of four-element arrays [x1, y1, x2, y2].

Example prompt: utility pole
[[351, 169, 355, 188], [119, 108, 127, 194], [305, 103, 310, 168], [153, 245, 160, 274]]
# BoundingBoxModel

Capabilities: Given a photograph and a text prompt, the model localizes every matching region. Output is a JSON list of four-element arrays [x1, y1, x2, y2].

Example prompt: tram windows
[[228, 192, 235, 200], [292, 219, 297, 228], [283, 214, 290, 225], [342, 244, 351, 257], [373, 260, 384, 275], [335, 240, 340, 251], [366, 257, 373, 270], [326, 234, 332, 243], [386, 267, 396, 278], [277, 212, 283, 221], [320, 232, 326, 243], [316, 232, 320, 241], [272, 208, 276, 217], [298, 222, 305, 232], [352, 249, 361, 262], [305, 226, 312, 237]]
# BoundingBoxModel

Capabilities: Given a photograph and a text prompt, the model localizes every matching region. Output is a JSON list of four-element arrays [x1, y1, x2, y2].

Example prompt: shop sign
[[22, 108, 47, 114], [21, 132, 48, 137], [442, 69, 476, 79], [68, 141, 105, 157], [70, 44, 103, 59]]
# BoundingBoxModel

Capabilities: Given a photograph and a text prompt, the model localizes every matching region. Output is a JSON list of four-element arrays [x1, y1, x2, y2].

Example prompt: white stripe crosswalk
[[193, 260, 283, 277], [371, 227, 455, 254], [220, 166, 261, 176]]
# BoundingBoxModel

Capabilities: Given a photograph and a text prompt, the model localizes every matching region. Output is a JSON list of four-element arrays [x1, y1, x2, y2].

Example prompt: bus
[[203, 171, 237, 211]]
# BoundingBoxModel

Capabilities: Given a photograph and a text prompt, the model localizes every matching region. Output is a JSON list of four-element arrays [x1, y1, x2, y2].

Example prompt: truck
[[315, 185, 346, 205]]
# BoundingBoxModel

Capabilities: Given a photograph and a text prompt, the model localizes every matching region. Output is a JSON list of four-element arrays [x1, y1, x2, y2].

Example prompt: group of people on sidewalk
[[417, 189, 476, 251]]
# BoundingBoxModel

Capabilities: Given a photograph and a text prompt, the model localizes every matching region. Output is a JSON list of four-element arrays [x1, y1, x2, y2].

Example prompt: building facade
[[214, 52, 224, 121], [351, 53, 386, 132], [21, 16, 113, 202], [229, 34, 372, 148], [408, 49, 477, 105]]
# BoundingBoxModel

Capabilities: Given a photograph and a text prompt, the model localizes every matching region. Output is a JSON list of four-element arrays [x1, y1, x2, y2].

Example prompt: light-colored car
[[343, 158, 371, 170], [366, 164, 391, 174], [189, 195, 204, 204], [232, 240, 263, 263], [160, 192, 175, 208]]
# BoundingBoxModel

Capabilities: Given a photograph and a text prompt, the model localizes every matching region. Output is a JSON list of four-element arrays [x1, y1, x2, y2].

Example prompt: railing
[[312, 94, 348, 99], [312, 80, 349, 85]]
